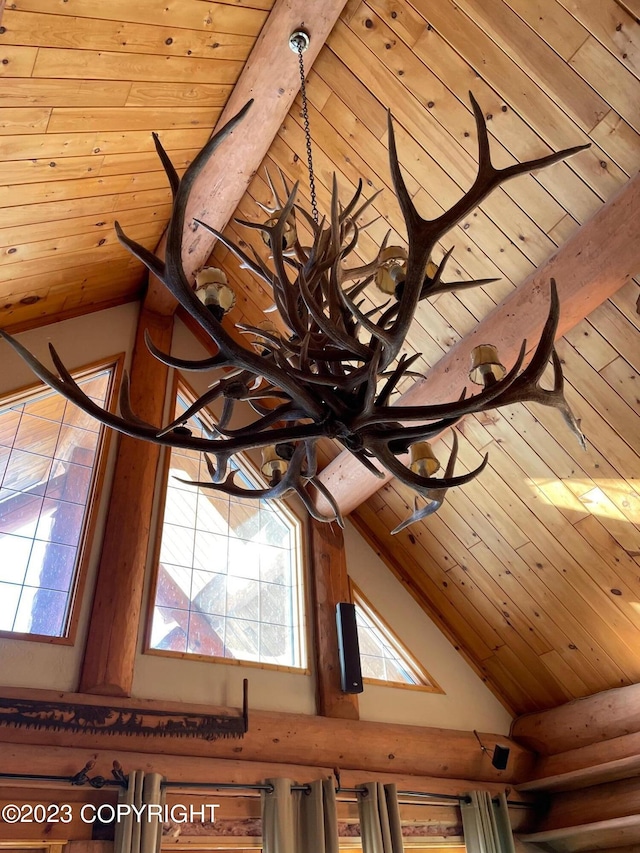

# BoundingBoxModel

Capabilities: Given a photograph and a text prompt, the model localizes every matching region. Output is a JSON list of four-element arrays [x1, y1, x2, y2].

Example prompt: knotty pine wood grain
[[555, 0, 640, 79], [7, 0, 269, 35], [407, 0, 631, 194], [0, 0, 266, 327], [453, 0, 611, 131], [32, 47, 244, 85], [0, 127, 210, 160], [2, 9, 255, 59]]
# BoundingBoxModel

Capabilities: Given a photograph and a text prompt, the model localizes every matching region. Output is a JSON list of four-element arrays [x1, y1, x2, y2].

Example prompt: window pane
[[0, 489, 44, 538], [227, 577, 260, 621], [14, 586, 67, 636], [187, 612, 225, 656], [13, 415, 60, 457], [149, 386, 304, 668], [361, 654, 386, 680], [0, 534, 32, 584], [193, 571, 226, 616], [25, 541, 76, 591], [45, 461, 92, 504], [0, 411, 21, 447], [159, 523, 194, 566], [23, 394, 66, 422], [0, 583, 21, 630], [3, 450, 52, 495], [151, 605, 188, 652], [353, 585, 437, 688], [260, 545, 291, 585], [0, 368, 113, 638]]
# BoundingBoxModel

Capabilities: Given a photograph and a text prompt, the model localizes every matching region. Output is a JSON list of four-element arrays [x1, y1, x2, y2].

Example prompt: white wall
[[345, 523, 513, 733], [0, 303, 139, 691]]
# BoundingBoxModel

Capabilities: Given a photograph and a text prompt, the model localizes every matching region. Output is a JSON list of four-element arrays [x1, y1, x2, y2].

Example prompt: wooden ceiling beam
[[534, 777, 640, 836], [519, 815, 640, 853], [511, 683, 640, 756], [316, 171, 640, 518], [517, 730, 640, 793], [146, 0, 348, 314]]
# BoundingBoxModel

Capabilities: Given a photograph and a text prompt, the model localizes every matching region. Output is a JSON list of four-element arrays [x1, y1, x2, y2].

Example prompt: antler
[[380, 92, 590, 371], [0, 93, 590, 530]]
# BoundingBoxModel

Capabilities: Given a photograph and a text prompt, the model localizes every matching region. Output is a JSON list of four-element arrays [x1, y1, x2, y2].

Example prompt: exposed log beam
[[535, 777, 640, 835], [0, 741, 531, 806], [309, 520, 359, 719], [511, 684, 640, 755], [0, 687, 532, 784], [517, 731, 640, 793], [79, 300, 173, 696], [146, 0, 348, 315], [519, 815, 640, 853], [316, 171, 640, 517]]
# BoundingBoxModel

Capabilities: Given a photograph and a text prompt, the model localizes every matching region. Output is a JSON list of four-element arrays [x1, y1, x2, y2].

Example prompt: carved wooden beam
[[309, 520, 359, 719], [316, 172, 640, 517], [146, 0, 349, 315]]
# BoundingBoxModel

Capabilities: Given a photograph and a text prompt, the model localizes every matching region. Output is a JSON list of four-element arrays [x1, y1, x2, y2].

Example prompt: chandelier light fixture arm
[[390, 432, 462, 535], [0, 64, 590, 532]]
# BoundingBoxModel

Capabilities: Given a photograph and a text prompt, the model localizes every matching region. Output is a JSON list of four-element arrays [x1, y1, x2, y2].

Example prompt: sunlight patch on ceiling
[[528, 479, 640, 525]]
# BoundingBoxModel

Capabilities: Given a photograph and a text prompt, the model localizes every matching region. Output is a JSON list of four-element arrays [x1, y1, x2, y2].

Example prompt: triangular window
[[0, 360, 119, 639], [147, 380, 305, 669], [352, 583, 441, 691]]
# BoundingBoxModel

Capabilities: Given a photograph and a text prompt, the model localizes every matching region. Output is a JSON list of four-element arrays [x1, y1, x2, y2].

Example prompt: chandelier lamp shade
[[0, 34, 589, 534]]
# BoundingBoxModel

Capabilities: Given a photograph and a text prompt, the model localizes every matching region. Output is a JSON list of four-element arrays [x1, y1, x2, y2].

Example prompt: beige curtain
[[461, 791, 516, 853], [114, 771, 165, 853], [357, 782, 404, 853], [262, 778, 339, 853]]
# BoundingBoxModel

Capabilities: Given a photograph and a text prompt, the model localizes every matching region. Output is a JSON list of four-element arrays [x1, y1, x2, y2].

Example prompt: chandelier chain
[[295, 38, 319, 225]]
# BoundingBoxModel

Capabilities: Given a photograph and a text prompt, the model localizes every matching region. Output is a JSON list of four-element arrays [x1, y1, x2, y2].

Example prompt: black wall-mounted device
[[336, 602, 363, 694]]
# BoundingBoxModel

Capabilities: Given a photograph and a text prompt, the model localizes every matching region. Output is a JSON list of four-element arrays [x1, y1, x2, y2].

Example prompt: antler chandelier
[[1, 33, 588, 532]]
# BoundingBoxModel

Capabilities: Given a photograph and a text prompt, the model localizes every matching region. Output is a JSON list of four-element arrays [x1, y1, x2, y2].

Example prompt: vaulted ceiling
[[1, 0, 639, 716]]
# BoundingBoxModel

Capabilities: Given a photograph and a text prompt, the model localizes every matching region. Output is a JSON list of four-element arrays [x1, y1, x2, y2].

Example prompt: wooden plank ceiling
[[1, 0, 640, 716], [0, 0, 272, 328]]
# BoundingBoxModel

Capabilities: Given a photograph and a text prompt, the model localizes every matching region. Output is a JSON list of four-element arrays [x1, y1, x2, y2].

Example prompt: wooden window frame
[[0, 354, 124, 646], [144, 374, 309, 674]]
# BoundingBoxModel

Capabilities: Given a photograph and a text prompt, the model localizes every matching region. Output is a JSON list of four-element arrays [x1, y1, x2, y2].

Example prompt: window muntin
[[0, 365, 116, 639], [148, 383, 305, 669], [352, 584, 442, 691]]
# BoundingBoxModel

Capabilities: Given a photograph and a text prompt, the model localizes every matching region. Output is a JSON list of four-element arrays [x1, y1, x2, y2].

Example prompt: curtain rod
[[0, 770, 531, 809]]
